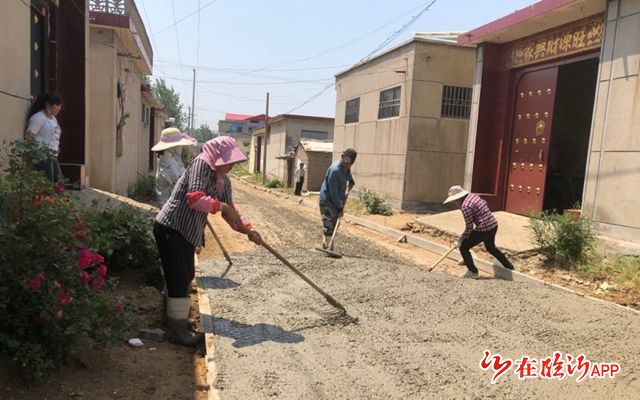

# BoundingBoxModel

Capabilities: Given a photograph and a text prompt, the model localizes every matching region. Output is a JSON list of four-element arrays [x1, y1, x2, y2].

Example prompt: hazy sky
[[138, 0, 535, 129]]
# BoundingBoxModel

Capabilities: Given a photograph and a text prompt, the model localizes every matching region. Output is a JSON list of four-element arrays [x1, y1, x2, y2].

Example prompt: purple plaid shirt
[[460, 193, 498, 239]]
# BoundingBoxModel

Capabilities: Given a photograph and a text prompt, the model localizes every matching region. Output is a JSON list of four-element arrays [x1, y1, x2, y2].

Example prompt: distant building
[[292, 139, 334, 191], [334, 32, 476, 209], [249, 114, 334, 183], [218, 113, 265, 145]]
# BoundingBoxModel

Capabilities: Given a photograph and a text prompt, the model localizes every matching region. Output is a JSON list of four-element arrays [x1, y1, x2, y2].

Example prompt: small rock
[[128, 338, 144, 347], [149, 347, 157, 352]]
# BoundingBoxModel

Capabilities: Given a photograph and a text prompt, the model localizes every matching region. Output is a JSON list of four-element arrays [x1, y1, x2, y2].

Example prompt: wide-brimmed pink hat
[[197, 136, 247, 169], [443, 185, 469, 204], [151, 127, 197, 151]]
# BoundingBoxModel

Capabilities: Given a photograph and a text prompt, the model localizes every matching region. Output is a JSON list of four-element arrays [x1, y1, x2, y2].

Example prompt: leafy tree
[[194, 123, 215, 142], [153, 78, 186, 130]]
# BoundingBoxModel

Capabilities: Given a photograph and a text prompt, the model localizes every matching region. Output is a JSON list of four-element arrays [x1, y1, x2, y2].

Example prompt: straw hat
[[151, 127, 197, 152], [443, 185, 469, 204]]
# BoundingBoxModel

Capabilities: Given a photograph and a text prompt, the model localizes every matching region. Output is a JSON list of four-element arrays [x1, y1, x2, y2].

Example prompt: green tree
[[194, 123, 215, 142], [153, 78, 186, 130]]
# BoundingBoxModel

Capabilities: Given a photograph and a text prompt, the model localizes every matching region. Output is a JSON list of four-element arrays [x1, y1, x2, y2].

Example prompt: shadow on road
[[209, 316, 305, 348]]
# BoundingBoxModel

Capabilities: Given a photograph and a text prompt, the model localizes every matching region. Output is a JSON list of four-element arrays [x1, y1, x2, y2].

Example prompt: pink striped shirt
[[460, 193, 498, 239]]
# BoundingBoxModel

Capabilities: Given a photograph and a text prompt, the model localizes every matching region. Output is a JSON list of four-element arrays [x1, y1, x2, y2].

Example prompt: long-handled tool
[[259, 239, 347, 312], [428, 246, 457, 272], [316, 218, 343, 258], [206, 220, 233, 266]]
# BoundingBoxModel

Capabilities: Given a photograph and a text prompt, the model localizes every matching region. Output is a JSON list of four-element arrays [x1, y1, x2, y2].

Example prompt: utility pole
[[262, 92, 270, 185], [190, 67, 196, 133]]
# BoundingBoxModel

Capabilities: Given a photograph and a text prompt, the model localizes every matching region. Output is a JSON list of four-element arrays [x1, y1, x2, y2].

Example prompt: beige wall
[[404, 42, 476, 206], [0, 1, 31, 145], [295, 150, 332, 191], [88, 28, 117, 190], [583, 0, 640, 242], [334, 44, 416, 207]]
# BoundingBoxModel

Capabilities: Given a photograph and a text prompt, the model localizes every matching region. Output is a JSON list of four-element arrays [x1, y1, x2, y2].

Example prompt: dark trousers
[[459, 227, 514, 273], [153, 222, 195, 298], [294, 178, 304, 196], [34, 157, 63, 183], [319, 203, 339, 237]]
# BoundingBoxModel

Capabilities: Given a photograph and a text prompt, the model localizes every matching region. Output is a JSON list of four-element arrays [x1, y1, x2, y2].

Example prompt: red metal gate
[[505, 67, 558, 215]]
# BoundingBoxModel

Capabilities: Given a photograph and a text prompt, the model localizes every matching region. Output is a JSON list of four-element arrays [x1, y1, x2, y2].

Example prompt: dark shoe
[[167, 318, 204, 346]]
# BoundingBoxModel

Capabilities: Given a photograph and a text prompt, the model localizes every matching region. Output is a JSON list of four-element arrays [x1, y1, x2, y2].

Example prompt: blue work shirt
[[319, 159, 354, 211]]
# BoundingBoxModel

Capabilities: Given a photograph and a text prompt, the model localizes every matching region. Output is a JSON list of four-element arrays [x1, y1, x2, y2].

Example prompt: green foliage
[[193, 123, 214, 142], [265, 178, 283, 188], [529, 212, 596, 265], [82, 203, 160, 284], [127, 174, 156, 203], [0, 140, 130, 379], [246, 173, 263, 185], [359, 187, 393, 216], [578, 255, 640, 291], [153, 78, 186, 130], [231, 162, 249, 176]]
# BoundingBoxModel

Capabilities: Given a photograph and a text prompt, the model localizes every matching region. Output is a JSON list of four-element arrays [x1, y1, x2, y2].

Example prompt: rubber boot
[[166, 297, 204, 346]]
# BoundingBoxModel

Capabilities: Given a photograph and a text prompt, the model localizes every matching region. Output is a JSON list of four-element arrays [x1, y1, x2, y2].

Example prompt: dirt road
[[199, 183, 640, 400]]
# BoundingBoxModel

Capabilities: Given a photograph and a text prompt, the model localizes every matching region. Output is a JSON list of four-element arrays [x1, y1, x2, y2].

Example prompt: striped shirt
[[460, 193, 498, 239], [156, 158, 232, 247]]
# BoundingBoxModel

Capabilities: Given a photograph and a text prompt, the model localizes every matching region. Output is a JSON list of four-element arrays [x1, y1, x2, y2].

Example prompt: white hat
[[443, 185, 469, 204], [151, 127, 197, 152]]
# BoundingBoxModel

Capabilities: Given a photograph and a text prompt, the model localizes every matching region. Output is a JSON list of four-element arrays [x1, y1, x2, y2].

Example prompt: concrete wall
[[264, 121, 287, 180], [283, 119, 334, 150], [334, 44, 416, 207], [404, 42, 476, 206], [583, 0, 640, 243], [295, 150, 332, 192], [88, 28, 117, 190], [463, 46, 485, 190], [0, 1, 31, 145]]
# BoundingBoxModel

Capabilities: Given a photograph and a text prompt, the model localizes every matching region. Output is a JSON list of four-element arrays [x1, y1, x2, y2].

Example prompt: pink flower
[[57, 290, 72, 306], [93, 253, 105, 264], [96, 264, 108, 278], [78, 247, 94, 269], [55, 310, 64, 319], [34, 315, 47, 326], [79, 271, 92, 283], [91, 277, 106, 291], [54, 181, 65, 194], [27, 272, 45, 292]]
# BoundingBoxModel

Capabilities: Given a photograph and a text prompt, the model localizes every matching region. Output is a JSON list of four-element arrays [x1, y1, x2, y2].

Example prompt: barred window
[[345, 97, 360, 124], [378, 86, 401, 119], [441, 85, 472, 119]]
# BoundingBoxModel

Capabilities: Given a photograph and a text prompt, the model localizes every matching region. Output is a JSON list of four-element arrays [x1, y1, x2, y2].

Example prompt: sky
[[138, 0, 535, 130]]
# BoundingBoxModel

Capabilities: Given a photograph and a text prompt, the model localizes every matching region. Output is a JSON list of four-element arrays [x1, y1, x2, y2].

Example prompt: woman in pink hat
[[154, 136, 261, 346]]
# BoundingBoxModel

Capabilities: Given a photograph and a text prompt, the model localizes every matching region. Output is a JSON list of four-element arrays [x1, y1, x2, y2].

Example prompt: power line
[[286, 0, 439, 113], [151, 0, 220, 37]]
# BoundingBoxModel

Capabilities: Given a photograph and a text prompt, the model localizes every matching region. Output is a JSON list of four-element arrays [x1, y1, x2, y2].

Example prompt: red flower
[[57, 290, 72, 306], [27, 272, 45, 292], [55, 310, 64, 320], [78, 247, 93, 269], [79, 271, 92, 283], [97, 264, 108, 278], [34, 315, 47, 326], [91, 277, 106, 291], [54, 181, 65, 194]]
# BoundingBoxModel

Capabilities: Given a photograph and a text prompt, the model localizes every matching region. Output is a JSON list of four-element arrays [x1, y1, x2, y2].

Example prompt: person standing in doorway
[[294, 162, 305, 196], [319, 149, 356, 250], [443, 185, 515, 279], [26, 93, 64, 183], [151, 127, 197, 207], [154, 136, 262, 346]]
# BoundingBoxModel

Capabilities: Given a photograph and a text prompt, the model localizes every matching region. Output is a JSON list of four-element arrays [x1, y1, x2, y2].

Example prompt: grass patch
[[578, 255, 640, 292]]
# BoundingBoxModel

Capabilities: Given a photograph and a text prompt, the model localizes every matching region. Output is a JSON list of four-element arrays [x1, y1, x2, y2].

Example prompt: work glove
[[247, 230, 262, 245]]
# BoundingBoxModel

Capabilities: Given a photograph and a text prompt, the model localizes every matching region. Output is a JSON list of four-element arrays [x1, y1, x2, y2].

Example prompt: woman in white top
[[26, 94, 64, 183], [151, 127, 197, 207]]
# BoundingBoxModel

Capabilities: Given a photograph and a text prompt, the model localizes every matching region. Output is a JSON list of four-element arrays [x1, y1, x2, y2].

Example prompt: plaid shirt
[[460, 193, 498, 239]]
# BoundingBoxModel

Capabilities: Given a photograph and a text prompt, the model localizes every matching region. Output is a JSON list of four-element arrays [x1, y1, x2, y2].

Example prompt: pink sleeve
[[186, 191, 222, 213]]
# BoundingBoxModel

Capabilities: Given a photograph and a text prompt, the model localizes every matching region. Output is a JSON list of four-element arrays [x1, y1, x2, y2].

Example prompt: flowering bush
[[0, 140, 129, 379]]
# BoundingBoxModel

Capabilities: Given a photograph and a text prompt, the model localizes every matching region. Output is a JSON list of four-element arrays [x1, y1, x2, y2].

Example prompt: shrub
[[359, 187, 393, 216], [529, 211, 596, 265], [265, 178, 283, 188], [82, 203, 160, 284], [127, 174, 156, 203], [0, 140, 130, 379]]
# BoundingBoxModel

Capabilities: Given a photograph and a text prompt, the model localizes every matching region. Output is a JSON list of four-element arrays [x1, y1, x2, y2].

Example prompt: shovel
[[206, 220, 233, 278], [428, 246, 457, 272], [316, 218, 344, 258]]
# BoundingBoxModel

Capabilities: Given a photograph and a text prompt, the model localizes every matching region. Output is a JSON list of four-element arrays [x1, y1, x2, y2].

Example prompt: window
[[378, 86, 401, 119], [141, 103, 150, 126], [441, 85, 472, 119], [301, 130, 328, 140], [345, 97, 360, 124]]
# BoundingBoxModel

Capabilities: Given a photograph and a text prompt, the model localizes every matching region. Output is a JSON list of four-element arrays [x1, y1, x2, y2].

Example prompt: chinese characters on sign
[[480, 350, 621, 384], [507, 15, 603, 68]]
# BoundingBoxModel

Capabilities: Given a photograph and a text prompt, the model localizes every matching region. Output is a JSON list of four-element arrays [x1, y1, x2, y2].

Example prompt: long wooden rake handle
[[206, 220, 233, 265], [259, 240, 346, 311], [428, 246, 457, 272]]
